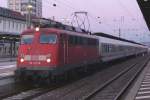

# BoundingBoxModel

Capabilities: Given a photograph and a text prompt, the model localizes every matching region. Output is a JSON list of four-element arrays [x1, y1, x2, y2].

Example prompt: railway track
[[0, 80, 37, 99], [0, 77, 66, 100], [0, 76, 14, 86], [82, 56, 150, 100], [30, 56, 147, 100], [3, 87, 55, 100], [1, 55, 148, 100]]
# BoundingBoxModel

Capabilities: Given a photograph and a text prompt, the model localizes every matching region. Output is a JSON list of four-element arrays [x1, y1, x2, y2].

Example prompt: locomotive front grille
[[24, 55, 31, 61], [24, 55, 47, 61]]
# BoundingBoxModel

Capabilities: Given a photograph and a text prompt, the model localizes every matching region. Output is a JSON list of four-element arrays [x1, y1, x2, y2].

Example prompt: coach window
[[102, 44, 108, 53], [102, 44, 105, 53], [106, 45, 109, 52], [0, 47, 2, 56], [107, 45, 110, 53], [40, 34, 57, 44]]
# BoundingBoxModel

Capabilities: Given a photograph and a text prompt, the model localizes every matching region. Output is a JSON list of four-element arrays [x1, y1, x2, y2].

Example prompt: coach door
[[61, 34, 68, 64]]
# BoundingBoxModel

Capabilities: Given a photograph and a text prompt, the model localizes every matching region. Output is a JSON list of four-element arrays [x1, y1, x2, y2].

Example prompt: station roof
[[0, 7, 26, 21], [137, 0, 150, 30], [0, 34, 20, 41]]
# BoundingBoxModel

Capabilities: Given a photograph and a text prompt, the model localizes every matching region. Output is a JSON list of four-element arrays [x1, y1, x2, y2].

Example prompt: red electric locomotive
[[15, 19, 148, 81], [16, 23, 99, 80]]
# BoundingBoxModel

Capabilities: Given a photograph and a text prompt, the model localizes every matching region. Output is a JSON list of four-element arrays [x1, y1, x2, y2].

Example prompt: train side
[[97, 36, 148, 62], [16, 28, 99, 78], [15, 27, 148, 80]]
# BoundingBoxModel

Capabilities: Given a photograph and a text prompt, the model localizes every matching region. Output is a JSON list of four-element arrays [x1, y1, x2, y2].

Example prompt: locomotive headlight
[[46, 58, 51, 63], [20, 58, 24, 63], [35, 27, 40, 31]]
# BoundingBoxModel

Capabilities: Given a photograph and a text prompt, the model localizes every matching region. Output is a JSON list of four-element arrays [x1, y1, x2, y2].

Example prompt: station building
[[8, 0, 42, 17], [0, 7, 27, 58]]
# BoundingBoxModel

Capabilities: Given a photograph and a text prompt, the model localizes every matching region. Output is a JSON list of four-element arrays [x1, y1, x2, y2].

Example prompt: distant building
[[7, 0, 42, 17], [0, 7, 27, 35], [0, 7, 27, 57]]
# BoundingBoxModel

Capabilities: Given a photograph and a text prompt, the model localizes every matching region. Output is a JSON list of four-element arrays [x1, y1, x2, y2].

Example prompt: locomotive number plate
[[32, 55, 39, 60]]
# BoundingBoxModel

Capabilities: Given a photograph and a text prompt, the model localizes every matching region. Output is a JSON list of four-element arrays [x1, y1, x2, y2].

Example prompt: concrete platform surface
[[0, 62, 16, 78], [0, 57, 16, 62], [122, 60, 150, 100]]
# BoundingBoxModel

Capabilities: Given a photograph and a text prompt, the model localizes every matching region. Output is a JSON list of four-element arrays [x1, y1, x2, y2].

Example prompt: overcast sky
[[0, 0, 150, 42]]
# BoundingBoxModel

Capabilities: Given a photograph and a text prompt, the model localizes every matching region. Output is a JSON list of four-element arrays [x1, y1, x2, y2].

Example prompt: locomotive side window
[[21, 35, 34, 44], [40, 34, 57, 44], [68, 35, 98, 46], [68, 35, 74, 45]]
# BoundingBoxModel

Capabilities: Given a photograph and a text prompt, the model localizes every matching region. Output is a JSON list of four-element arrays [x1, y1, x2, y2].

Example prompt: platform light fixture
[[27, 2, 33, 28]]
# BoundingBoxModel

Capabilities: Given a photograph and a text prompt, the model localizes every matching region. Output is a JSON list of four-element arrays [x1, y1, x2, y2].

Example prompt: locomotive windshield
[[21, 35, 34, 44], [40, 34, 57, 44]]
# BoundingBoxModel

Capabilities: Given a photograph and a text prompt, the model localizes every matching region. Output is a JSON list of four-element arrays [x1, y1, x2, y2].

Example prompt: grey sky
[[0, 0, 150, 42]]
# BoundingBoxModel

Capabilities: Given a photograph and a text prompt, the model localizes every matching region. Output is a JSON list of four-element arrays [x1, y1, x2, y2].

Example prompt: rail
[[81, 56, 150, 100]]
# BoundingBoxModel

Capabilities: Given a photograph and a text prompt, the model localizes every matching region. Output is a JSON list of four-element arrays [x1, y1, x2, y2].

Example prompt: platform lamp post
[[27, 3, 33, 28]]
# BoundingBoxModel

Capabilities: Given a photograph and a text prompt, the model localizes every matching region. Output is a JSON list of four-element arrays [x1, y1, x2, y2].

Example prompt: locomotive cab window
[[21, 34, 34, 44], [40, 34, 57, 44]]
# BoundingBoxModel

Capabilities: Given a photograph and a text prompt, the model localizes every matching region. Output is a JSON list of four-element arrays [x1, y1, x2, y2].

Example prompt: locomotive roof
[[32, 18, 89, 34], [94, 32, 145, 46], [22, 26, 146, 47]]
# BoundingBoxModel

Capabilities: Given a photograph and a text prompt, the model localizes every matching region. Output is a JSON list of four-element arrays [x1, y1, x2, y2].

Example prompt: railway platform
[[122, 59, 150, 100], [0, 61, 16, 78], [0, 57, 16, 62]]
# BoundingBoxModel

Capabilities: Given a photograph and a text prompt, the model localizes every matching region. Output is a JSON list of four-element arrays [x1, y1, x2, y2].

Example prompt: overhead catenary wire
[[51, 0, 114, 32], [116, 0, 148, 32], [87, 12, 114, 33], [44, 0, 91, 31], [43, 0, 74, 12], [48, 0, 78, 11], [45, 0, 149, 42], [43, 0, 74, 21], [44, 0, 146, 35]]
